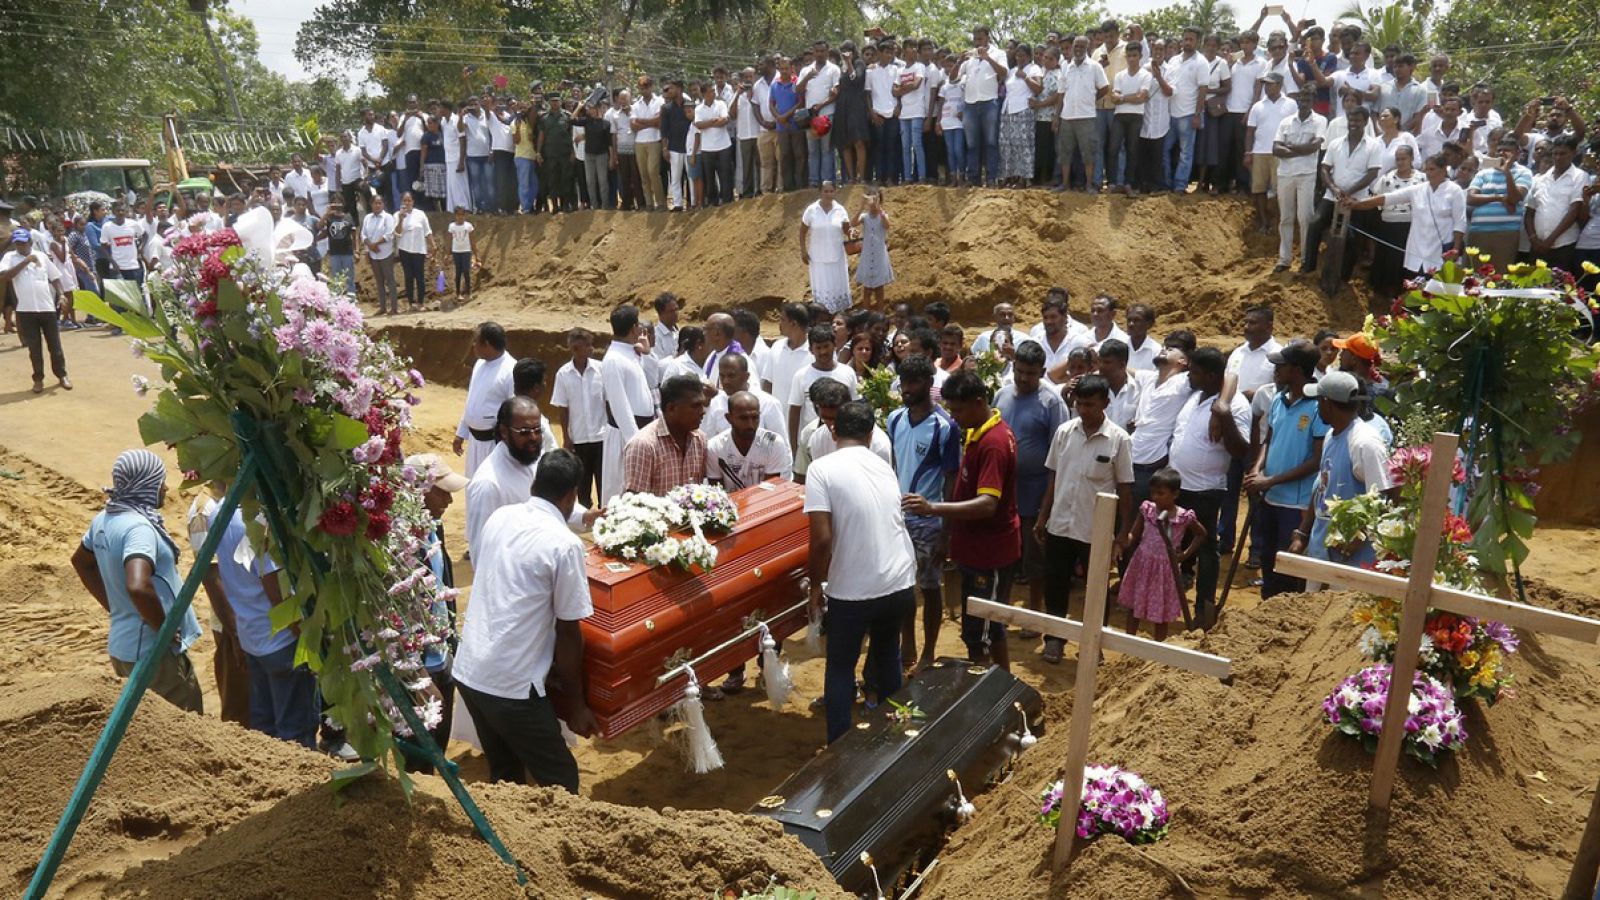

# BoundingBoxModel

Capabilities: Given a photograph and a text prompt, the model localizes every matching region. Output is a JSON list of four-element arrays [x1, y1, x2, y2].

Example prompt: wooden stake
[[1369, 431, 1459, 810], [1052, 492, 1119, 872]]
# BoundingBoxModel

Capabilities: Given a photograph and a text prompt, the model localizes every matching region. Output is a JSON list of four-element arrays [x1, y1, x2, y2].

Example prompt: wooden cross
[[969, 491, 1233, 873], [1275, 431, 1600, 812]]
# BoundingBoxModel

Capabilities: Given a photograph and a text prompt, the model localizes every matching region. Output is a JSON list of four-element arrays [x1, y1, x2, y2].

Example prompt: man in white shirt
[[452, 322, 517, 482], [549, 328, 607, 507], [1165, 348, 1250, 626], [1165, 26, 1213, 193], [1304, 106, 1381, 275], [465, 396, 592, 559], [1056, 35, 1111, 192], [704, 352, 786, 442], [866, 43, 902, 183], [764, 302, 813, 417], [3, 230, 70, 393], [706, 391, 793, 488], [1244, 72, 1296, 232], [959, 26, 1010, 185], [1065, 294, 1129, 356], [732, 68, 765, 198], [356, 108, 391, 200], [752, 58, 779, 194], [1222, 36, 1267, 193], [894, 45, 930, 183], [600, 305, 657, 504], [1129, 345, 1195, 502], [1034, 374, 1134, 662], [798, 40, 842, 185], [631, 78, 668, 211], [1329, 41, 1380, 113], [1522, 134, 1589, 272], [805, 400, 917, 742], [970, 301, 1030, 356], [333, 132, 367, 218], [460, 96, 495, 213], [1272, 90, 1328, 271], [1032, 290, 1088, 379], [489, 97, 517, 214], [453, 450, 597, 792], [1097, 340, 1143, 431], [397, 96, 426, 204], [283, 154, 316, 204]]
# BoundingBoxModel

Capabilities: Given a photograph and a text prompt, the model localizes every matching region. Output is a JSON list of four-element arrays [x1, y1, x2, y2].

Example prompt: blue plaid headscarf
[[105, 449, 179, 556]]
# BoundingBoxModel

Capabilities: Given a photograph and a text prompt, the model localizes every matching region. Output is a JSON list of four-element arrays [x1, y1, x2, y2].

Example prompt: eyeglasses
[[508, 426, 542, 437]]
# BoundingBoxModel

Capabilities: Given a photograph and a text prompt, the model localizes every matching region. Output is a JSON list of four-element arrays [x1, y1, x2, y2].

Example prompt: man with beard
[[465, 396, 593, 561]]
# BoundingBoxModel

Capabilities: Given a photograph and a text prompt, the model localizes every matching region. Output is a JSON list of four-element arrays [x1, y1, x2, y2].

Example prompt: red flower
[[364, 482, 395, 513], [1441, 513, 1474, 545], [193, 299, 219, 320], [365, 511, 392, 541], [173, 228, 241, 260], [318, 501, 359, 537]]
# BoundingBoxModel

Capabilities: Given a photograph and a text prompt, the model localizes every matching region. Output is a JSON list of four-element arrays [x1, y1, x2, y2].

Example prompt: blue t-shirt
[[996, 383, 1068, 517], [215, 510, 290, 658], [887, 405, 961, 502], [771, 79, 800, 133], [1263, 392, 1330, 508], [82, 511, 203, 663]]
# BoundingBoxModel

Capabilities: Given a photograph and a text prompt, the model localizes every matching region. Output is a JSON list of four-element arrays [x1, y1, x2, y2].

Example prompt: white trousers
[[600, 425, 627, 506], [463, 436, 496, 478], [1277, 172, 1316, 266]]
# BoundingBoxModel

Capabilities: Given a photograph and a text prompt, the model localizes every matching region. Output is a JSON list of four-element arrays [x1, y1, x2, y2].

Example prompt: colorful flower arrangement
[[1351, 598, 1519, 704], [1323, 664, 1468, 766], [970, 348, 1009, 400], [593, 485, 737, 571], [1373, 255, 1598, 574], [1037, 765, 1170, 845], [73, 227, 452, 782]]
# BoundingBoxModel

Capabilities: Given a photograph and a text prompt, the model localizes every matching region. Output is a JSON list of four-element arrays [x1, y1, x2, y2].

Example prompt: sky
[[236, 0, 1357, 85]]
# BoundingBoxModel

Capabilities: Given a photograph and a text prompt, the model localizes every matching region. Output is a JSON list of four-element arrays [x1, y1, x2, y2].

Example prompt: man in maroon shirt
[[903, 370, 1021, 670]]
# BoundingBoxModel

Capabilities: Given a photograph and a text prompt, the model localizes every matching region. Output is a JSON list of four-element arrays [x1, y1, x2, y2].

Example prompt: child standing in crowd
[[447, 206, 475, 309], [852, 188, 893, 307], [1118, 467, 1206, 641]]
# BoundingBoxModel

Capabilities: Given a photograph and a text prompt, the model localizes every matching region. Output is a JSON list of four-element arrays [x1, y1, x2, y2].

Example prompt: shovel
[[1319, 204, 1350, 299], [1151, 508, 1195, 631]]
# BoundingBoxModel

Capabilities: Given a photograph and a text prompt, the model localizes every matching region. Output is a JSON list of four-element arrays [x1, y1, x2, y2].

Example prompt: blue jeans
[[246, 642, 320, 748], [899, 117, 926, 182], [326, 253, 355, 294], [806, 129, 834, 185], [871, 116, 898, 183], [1095, 108, 1116, 186], [515, 156, 539, 213], [823, 587, 913, 743], [1168, 114, 1198, 191], [963, 99, 1000, 185], [466, 155, 493, 211], [943, 129, 967, 180]]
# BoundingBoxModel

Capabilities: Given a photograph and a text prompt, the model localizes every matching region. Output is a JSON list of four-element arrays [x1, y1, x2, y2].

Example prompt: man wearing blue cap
[[2, 228, 71, 394]]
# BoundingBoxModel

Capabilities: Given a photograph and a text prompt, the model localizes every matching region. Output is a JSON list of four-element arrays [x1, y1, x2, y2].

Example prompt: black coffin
[[750, 659, 1044, 896]]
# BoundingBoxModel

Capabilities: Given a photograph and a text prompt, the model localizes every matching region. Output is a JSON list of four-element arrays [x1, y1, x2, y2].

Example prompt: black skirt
[[833, 63, 870, 146]]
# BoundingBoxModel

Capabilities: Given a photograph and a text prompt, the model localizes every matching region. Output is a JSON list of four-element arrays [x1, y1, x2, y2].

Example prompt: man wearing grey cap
[[1288, 371, 1395, 572], [1, 228, 71, 394]]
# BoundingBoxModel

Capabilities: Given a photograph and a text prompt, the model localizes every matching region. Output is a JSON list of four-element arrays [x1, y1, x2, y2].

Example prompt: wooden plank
[[1276, 553, 1600, 643], [1370, 432, 1459, 810], [968, 600, 1233, 680], [1052, 493, 1119, 872]]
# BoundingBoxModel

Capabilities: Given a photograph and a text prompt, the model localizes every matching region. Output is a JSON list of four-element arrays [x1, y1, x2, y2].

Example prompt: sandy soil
[[1, 194, 1595, 898]]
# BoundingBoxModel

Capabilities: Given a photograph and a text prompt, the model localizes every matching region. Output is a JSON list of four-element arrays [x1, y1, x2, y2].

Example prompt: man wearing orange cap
[[1331, 333, 1380, 384]]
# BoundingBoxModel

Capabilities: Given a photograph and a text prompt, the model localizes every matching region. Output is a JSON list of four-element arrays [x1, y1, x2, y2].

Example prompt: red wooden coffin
[[580, 480, 810, 738]]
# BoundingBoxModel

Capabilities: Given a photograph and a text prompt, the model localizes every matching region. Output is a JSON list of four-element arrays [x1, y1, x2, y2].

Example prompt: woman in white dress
[[440, 101, 473, 215], [799, 181, 851, 313]]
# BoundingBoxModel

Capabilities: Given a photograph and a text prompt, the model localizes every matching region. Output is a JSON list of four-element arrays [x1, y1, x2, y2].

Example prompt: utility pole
[[187, 0, 245, 123]]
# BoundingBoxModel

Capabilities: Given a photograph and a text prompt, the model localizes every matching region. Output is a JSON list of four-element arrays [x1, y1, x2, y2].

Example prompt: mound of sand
[[0, 673, 842, 899], [378, 188, 1372, 389], [921, 587, 1600, 899]]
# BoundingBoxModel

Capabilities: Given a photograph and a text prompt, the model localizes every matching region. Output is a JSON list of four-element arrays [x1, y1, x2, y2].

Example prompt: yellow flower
[[1464, 246, 1480, 256], [1478, 254, 1492, 265], [1508, 263, 1531, 277], [1536, 258, 1549, 269], [1459, 650, 1480, 670], [1584, 260, 1600, 275]]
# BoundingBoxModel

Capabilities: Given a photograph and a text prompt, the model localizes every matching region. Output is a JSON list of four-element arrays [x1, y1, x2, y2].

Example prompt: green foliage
[[1373, 257, 1600, 573], [1139, 0, 1237, 40], [875, 0, 1106, 45], [1335, 2, 1430, 53], [1432, 0, 1600, 117]]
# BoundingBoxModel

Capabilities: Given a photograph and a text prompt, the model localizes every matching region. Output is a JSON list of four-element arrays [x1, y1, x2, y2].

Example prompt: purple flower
[[328, 339, 359, 374], [1480, 620, 1520, 654], [331, 300, 363, 331], [303, 319, 336, 354]]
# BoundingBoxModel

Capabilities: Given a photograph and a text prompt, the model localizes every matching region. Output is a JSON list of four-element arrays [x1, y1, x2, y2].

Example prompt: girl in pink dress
[[1118, 468, 1208, 641]]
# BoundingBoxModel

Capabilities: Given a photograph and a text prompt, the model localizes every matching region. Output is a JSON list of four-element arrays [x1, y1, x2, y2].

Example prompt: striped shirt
[[1466, 163, 1533, 232]]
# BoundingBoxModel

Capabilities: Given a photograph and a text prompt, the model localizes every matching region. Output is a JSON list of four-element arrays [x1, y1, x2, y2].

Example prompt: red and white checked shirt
[[621, 418, 707, 496]]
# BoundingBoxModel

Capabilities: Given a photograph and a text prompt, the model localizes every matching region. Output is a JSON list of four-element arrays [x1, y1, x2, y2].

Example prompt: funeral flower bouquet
[[856, 365, 899, 426], [1037, 765, 1170, 844], [76, 227, 452, 783], [1351, 598, 1519, 704], [970, 348, 1009, 399], [594, 485, 737, 572], [1323, 663, 1468, 766]]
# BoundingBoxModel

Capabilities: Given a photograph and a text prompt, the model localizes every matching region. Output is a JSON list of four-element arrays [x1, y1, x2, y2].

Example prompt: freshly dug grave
[[921, 587, 1600, 899], [0, 673, 842, 899], [371, 186, 1373, 389]]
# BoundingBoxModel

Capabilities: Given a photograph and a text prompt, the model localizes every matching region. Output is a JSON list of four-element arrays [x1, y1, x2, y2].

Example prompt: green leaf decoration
[[73, 288, 161, 339], [328, 761, 378, 795], [330, 414, 370, 450], [216, 278, 247, 312]]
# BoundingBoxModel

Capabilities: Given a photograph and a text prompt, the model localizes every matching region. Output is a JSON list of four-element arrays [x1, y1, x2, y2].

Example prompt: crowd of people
[[414, 286, 1407, 786]]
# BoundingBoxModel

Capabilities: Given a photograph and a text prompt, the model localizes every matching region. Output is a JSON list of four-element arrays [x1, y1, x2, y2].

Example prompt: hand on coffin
[[565, 702, 599, 738]]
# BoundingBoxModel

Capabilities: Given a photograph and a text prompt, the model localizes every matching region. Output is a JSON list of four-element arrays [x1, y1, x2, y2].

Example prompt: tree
[[875, 0, 1106, 45], [1433, 0, 1600, 116], [1136, 0, 1237, 39], [1335, 2, 1429, 52]]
